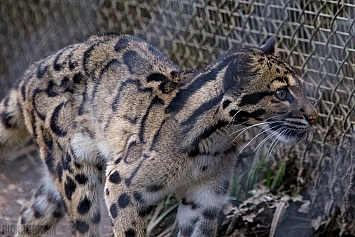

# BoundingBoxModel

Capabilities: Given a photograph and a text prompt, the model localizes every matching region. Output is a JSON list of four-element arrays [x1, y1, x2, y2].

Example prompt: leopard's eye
[[275, 89, 287, 100]]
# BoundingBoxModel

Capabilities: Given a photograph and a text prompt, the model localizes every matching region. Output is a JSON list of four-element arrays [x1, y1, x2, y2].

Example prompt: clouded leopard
[[0, 34, 317, 237]]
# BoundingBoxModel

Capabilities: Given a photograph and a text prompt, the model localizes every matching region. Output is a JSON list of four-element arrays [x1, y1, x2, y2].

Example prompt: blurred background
[[0, 0, 355, 236]]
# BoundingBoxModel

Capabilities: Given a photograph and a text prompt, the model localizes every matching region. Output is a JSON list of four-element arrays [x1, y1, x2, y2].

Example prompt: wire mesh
[[1, 0, 355, 235]]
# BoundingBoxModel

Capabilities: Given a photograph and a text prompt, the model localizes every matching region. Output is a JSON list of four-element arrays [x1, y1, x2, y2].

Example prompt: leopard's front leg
[[104, 158, 167, 237], [175, 178, 231, 237]]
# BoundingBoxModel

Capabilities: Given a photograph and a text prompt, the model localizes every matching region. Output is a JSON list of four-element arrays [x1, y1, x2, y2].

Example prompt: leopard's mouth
[[268, 122, 313, 144]]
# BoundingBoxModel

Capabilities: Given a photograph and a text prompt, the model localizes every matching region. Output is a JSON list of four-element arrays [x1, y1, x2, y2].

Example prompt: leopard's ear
[[260, 37, 277, 55]]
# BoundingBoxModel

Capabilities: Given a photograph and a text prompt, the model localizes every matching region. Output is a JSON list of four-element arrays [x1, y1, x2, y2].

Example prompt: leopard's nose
[[301, 104, 318, 126], [306, 114, 318, 126]]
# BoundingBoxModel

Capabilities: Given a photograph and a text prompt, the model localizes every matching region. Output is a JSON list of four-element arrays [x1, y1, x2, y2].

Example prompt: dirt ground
[[0, 149, 113, 237]]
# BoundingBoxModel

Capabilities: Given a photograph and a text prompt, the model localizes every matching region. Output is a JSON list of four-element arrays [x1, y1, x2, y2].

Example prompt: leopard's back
[[1, 34, 183, 159]]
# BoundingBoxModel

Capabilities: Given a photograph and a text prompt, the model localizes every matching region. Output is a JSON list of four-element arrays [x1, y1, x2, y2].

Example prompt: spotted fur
[[0, 34, 317, 237]]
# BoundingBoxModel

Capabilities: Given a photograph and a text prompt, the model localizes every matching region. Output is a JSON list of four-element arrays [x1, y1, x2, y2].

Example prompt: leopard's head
[[221, 37, 318, 144]]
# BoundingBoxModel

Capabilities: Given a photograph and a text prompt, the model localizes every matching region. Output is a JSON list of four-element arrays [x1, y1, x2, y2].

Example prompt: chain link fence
[[1, 0, 355, 236]]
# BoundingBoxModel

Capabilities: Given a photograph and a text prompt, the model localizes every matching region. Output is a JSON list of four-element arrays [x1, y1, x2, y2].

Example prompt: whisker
[[227, 110, 241, 127], [258, 121, 280, 133], [230, 123, 271, 144], [284, 129, 293, 144], [237, 128, 285, 183], [229, 121, 273, 138], [229, 120, 249, 130], [264, 129, 286, 162], [236, 121, 294, 185], [253, 126, 283, 152], [238, 125, 277, 155]]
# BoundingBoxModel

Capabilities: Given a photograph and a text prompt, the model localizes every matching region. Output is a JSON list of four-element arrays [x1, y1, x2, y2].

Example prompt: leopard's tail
[[0, 90, 30, 161]]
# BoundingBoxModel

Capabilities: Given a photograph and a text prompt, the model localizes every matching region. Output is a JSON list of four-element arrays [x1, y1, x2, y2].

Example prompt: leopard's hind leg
[[56, 145, 104, 237], [16, 168, 65, 237], [0, 90, 30, 160], [17, 140, 104, 237]]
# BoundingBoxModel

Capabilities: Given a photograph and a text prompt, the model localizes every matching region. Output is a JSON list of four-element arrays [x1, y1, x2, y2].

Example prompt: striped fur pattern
[[0, 34, 317, 237]]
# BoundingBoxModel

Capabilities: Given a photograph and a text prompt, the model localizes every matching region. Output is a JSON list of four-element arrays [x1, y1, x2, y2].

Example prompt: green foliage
[[231, 154, 286, 200]]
